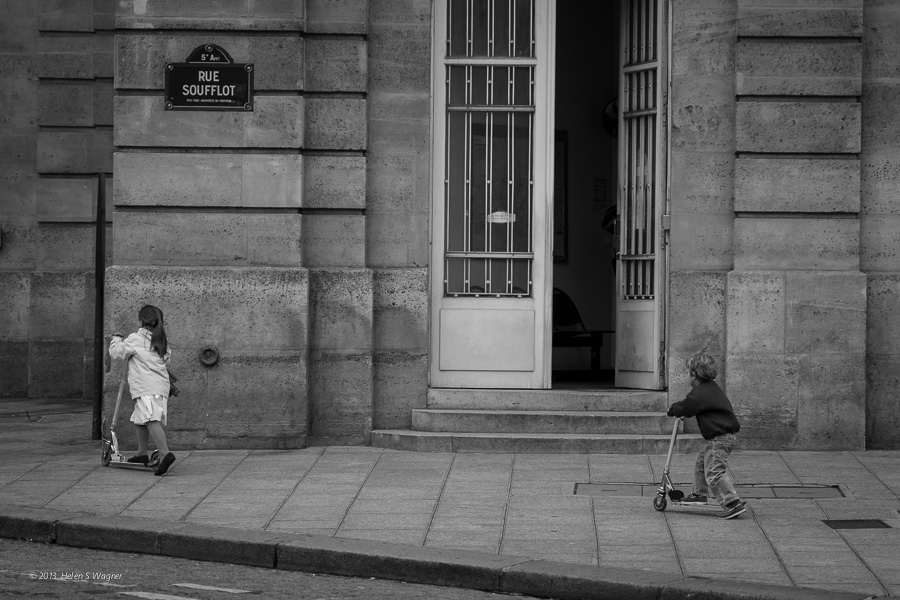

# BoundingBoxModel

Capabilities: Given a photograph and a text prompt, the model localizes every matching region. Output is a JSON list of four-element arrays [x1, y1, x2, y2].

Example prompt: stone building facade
[[1, 0, 897, 451]]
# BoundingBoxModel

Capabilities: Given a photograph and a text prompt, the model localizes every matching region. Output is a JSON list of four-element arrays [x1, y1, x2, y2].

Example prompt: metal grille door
[[444, 0, 536, 298], [615, 0, 667, 390], [621, 0, 658, 301]]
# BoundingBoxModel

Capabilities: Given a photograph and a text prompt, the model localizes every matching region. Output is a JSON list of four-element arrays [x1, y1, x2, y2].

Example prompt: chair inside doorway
[[552, 287, 613, 382]]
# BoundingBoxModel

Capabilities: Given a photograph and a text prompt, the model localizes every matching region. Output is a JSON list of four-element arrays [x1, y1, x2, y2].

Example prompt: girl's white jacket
[[109, 328, 172, 398]]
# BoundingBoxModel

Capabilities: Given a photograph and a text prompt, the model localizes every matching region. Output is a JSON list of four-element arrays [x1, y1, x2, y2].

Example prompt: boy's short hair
[[686, 352, 717, 381]]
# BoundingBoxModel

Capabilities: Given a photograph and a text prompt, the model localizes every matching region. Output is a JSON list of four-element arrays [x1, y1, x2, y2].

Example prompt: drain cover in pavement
[[772, 485, 843, 499], [823, 520, 892, 530], [574, 484, 644, 496]]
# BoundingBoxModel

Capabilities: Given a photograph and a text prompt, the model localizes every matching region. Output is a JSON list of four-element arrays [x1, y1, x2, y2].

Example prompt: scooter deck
[[668, 500, 720, 510], [102, 437, 160, 469], [107, 455, 160, 468]]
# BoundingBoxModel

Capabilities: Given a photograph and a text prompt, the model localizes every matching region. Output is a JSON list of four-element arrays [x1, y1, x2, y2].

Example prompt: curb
[[0, 505, 874, 600]]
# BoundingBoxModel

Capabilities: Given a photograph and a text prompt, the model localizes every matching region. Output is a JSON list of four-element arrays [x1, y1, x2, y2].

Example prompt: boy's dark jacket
[[667, 380, 740, 440]]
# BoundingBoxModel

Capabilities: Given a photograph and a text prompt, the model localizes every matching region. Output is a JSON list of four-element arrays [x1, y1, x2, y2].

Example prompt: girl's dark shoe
[[154, 452, 176, 476], [127, 455, 149, 465]]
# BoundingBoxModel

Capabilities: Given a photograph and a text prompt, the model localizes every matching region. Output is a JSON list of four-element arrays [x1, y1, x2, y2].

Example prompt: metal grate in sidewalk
[[823, 519, 892, 530]]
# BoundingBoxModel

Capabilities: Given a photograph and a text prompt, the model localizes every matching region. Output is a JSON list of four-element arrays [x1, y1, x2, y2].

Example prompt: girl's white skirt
[[130, 395, 168, 426]]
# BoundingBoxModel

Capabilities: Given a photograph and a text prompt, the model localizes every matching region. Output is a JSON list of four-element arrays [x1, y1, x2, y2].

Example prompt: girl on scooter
[[109, 304, 176, 476]]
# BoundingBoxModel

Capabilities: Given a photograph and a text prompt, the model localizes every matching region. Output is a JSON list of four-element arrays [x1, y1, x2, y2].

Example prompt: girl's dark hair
[[139, 304, 168, 358]]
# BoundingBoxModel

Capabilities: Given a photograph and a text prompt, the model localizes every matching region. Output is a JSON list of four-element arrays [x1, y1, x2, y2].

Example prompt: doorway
[[552, 0, 668, 391], [427, 0, 666, 392], [551, 2, 619, 387]]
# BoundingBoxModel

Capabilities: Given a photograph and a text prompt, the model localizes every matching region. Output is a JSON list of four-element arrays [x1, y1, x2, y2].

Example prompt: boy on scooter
[[667, 352, 746, 519]]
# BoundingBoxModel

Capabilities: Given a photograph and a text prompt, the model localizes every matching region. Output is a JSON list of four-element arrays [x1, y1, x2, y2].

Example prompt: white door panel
[[616, 304, 655, 372], [439, 307, 535, 371], [616, 301, 658, 388]]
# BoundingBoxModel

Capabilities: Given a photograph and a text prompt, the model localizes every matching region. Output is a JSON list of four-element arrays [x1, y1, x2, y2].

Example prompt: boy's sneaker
[[719, 500, 746, 519], [681, 493, 708, 504]]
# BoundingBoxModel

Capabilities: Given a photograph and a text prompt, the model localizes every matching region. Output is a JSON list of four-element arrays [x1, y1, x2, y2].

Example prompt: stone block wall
[[307, 269, 373, 445], [105, 267, 309, 449], [373, 268, 429, 429], [862, 0, 900, 448], [108, 0, 374, 448], [670, 0, 870, 449], [0, 0, 432, 445], [725, 0, 865, 449], [106, 0, 428, 448], [9, 1, 888, 452], [0, 1, 114, 400]]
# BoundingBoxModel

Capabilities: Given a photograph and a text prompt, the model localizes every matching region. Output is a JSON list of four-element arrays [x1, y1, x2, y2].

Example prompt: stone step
[[371, 430, 705, 454], [427, 388, 669, 412], [412, 409, 673, 435]]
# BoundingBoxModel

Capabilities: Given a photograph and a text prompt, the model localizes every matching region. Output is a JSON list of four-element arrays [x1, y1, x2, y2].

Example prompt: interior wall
[[553, 2, 619, 368]]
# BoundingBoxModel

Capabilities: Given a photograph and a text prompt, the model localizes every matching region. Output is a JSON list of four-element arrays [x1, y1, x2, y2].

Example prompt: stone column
[[303, 0, 374, 446], [668, 1, 737, 407], [728, 1, 865, 449], [861, 0, 900, 449], [367, 0, 433, 430]]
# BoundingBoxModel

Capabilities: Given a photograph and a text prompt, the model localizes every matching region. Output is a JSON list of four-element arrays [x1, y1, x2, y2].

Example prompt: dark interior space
[[552, 2, 619, 386]]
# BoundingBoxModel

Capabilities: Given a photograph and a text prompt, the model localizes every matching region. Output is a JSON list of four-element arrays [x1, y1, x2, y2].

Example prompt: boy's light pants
[[693, 433, 740, 507]]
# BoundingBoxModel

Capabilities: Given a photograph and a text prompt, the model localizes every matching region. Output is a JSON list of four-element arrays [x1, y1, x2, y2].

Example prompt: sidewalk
[[1, 401, 896, 599]]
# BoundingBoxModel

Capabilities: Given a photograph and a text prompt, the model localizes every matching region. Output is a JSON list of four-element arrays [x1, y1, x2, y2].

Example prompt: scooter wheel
[[148, 449, 160, 467], [101, 443, 112, 467], [653, 495, 667, 511]]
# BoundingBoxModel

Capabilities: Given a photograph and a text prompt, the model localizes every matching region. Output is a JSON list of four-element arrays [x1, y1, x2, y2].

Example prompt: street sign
[[164, 44, 253, 111]]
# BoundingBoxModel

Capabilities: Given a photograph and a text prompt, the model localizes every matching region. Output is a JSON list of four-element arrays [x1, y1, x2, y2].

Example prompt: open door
[[430, 0, 556, 389], [615, 0, 667, 390]]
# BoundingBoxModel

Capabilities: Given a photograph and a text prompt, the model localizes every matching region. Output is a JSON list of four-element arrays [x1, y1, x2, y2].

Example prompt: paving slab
[[675, 541, 777, 559], [339, 512, 434, 529], [336, 529, 429, 544]]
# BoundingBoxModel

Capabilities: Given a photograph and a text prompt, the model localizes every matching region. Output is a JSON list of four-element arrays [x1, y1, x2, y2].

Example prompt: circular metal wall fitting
[[199, 346, 219, 367]]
